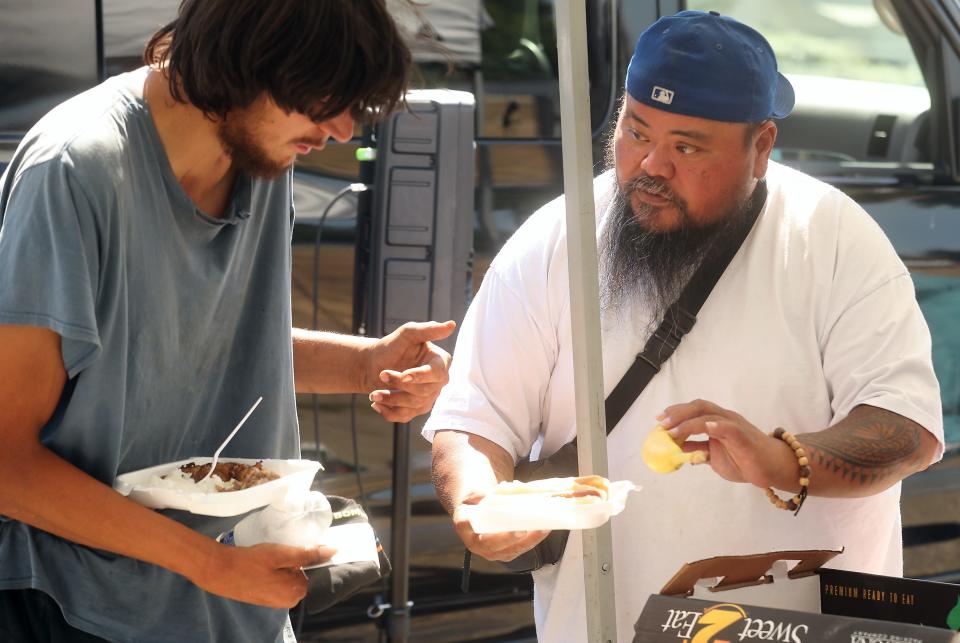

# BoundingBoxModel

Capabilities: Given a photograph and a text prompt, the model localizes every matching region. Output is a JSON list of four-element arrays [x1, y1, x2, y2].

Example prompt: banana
[[641, 424, 707, 474]]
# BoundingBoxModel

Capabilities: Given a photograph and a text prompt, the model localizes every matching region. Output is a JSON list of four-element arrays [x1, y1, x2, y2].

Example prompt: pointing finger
[[397, 320, 457, 344]]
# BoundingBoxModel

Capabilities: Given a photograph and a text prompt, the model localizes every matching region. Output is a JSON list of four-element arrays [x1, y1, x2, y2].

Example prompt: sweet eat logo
[[661, 603, 811, 642], [691, 603, 748, 642]]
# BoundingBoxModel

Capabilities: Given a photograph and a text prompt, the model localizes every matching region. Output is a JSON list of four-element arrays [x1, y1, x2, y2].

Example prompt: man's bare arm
[[665, 401, 940, 499], [431, 429, 549, 562], [0, 325, 330, 608], [292, 321, 454, 422], [292, 328, 374, 393], [797, 404, 939, 497], [431, 430, 516, 514]]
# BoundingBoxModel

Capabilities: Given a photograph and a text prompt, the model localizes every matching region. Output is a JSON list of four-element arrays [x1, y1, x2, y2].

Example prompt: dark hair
[[743, 120, 770, 149], [144, 0, 411, 124]]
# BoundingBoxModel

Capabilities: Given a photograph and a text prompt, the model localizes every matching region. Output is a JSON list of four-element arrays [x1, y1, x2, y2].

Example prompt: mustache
[[623, 173, 677, 202]]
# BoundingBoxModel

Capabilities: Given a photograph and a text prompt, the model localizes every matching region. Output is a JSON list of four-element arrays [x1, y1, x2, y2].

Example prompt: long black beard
[[599, 173, 759, 323]]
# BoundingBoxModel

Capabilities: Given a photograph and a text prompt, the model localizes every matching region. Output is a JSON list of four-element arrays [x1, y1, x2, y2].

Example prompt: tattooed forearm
[[797, 405, 934, 496]]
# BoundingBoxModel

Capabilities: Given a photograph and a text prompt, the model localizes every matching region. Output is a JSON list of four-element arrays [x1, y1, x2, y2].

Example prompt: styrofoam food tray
[[464, 480, 637, 534], [113, 458, 321, 517]]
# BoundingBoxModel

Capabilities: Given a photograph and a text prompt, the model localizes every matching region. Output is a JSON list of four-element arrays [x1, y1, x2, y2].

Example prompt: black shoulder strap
[[603, 180, 767, 433]]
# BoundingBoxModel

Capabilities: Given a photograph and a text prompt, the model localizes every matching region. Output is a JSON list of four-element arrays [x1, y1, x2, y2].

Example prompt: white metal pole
[[554, 1, 618, 641]]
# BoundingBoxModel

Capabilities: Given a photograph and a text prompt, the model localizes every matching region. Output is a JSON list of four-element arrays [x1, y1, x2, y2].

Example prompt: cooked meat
[[178, 460, 280, 491]]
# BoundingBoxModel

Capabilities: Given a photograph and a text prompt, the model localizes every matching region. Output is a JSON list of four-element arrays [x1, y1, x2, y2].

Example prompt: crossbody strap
[[603, 180, 767, 432], [461, 182, 768, 589]]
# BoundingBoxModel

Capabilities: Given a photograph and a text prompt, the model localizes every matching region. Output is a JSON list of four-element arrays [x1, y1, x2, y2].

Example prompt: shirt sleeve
[[422, 266, 558, 462], [821, 265, 944, 463], [0, 156, 102, 377]]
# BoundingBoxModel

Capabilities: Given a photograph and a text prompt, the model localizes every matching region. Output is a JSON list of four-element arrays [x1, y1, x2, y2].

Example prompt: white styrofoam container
[[113, 458, 321, 517], [464, 480, 637, 533]]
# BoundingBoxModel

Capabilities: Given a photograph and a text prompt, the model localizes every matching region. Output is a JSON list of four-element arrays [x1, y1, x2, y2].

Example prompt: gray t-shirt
[[0, 68, 300, 642]]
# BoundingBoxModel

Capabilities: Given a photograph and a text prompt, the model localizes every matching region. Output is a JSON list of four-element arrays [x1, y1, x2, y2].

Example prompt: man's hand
[[452, 491, 549, 563], [0, 325, 338, 611], [365, 320, 456, 423], [659, 399, 795, 490], [431, 431, 542, 561], [192, 543, 336, 609], [660, 400, 939, 498]]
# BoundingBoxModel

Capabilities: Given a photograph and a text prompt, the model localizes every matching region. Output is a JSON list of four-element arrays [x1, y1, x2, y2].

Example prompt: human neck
[[143, 67, 237, 217]]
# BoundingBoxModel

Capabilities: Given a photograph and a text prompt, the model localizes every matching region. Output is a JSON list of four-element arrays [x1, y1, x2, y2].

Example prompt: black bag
[[302, 496, 391, 613], [492, 181, 768, 575]]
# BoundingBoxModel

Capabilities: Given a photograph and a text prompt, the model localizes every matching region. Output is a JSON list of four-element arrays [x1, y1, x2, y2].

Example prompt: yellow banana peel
[[641, 424, 706, 474]]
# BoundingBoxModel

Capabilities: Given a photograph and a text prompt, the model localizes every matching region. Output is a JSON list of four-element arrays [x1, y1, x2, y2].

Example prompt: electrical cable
[[308, 181, 386, 639], [311, 183, 368, 464], [350, 392, 368, 506], [297, 181, 367, 640], [307, 181, 375, 601], [306, 173, 386, 635], [296, 182, 366, 636]]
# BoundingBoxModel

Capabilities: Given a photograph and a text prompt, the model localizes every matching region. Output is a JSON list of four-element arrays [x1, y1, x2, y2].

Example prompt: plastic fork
[[198, 396, 264, 484]]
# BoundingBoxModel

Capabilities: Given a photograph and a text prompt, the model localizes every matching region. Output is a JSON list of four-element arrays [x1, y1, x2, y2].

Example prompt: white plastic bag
[[229, 490, 333, 547]]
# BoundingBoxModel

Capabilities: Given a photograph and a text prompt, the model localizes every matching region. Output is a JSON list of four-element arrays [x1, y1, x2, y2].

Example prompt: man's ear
[[752, 120, 778, 178]]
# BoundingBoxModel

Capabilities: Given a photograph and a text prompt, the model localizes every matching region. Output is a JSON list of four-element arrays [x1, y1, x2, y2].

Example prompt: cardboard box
[[632, 549, 960, 642], [635, 595, 960, 642]]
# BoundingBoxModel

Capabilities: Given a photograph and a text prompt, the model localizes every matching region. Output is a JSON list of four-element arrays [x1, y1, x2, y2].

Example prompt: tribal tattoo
[[798, 405, 930, 490]]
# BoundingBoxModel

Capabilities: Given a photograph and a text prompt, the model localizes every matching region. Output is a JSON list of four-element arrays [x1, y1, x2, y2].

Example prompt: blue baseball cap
[[625, 10, 794, 123]]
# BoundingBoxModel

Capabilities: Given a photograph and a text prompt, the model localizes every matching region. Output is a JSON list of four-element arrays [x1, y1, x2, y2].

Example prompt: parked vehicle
[[2, 1, 958, 641]]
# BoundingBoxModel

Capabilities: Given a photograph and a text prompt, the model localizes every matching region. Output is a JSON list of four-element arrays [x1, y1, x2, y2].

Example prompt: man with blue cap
[[426, 11, 943, 640]]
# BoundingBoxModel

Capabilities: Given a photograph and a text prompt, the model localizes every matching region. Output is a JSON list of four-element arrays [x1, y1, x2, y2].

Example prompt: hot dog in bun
[[483, 475, 610, 505]]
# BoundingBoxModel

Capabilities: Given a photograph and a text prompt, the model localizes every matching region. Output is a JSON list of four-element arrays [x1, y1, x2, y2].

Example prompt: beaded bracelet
[[765, 427, 810, 515]]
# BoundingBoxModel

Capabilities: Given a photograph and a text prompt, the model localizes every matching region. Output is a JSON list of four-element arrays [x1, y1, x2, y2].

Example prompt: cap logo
[[651, 86, 674, 105]]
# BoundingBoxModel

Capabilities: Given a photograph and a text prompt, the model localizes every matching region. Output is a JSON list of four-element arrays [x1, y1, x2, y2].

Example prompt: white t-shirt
[[422, 161, 943, 642]]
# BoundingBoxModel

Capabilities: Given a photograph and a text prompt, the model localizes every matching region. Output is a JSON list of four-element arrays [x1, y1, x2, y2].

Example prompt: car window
[[0, 1, 101, 135], [685, 0, 931, 164], [914, 272, 960, 449], [686, 0, 924, 84], [102, 0, 180, 77]]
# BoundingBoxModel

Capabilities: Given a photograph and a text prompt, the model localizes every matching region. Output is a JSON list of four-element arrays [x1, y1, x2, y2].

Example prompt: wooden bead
[[767, 427, 810, 513]]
